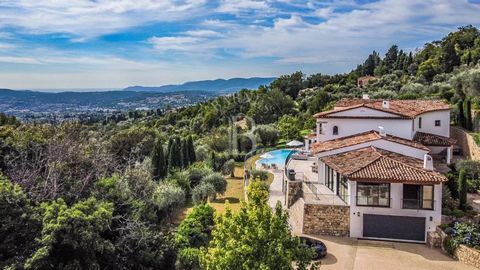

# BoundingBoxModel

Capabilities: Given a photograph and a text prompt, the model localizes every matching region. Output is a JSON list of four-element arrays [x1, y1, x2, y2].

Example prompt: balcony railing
[[303, 181, 349, 205], [402, 199, 435, 210]]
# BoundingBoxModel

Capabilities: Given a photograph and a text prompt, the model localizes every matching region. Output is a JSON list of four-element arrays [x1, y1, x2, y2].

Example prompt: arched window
[[333, 126, 338, 135]]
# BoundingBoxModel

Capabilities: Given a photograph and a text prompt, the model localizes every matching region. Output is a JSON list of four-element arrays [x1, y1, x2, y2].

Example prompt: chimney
[[378, 126, 386, 137], [423, 154, 434, 171], [382, 100, 390, 109], [362, 94, 370, 100]]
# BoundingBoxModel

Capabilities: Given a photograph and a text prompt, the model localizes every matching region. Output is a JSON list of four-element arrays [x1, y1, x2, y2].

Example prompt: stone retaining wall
[[451, 126, 480, 160], [286, 181, 303, 208], [288, 198, 305, 234], [455, 244, 480, 269], [302, 203, 350, 236]]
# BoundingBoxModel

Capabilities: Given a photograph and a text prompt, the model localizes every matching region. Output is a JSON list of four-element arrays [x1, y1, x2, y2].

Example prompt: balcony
[[303, 181, 348, 206]]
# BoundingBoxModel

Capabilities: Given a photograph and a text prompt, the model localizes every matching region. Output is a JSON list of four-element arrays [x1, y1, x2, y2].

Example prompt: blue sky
[[0, 0, 479, 89]]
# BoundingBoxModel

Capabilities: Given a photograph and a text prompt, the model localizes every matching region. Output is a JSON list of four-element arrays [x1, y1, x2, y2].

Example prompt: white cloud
[[149, 0, 480, 66], [0, 56, 41, 64], [0, 0, 209, 40], [217, 0, 270, 13]]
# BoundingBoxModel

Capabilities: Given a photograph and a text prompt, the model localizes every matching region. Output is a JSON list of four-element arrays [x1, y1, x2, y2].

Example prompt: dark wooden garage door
[[363, 214, 426, 242]]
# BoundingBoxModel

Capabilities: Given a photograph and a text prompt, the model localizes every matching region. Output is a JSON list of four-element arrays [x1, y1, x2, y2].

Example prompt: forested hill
[[124, 77, 276, 93]]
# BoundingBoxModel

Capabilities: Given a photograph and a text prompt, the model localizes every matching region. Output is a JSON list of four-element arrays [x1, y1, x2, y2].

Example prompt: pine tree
[[187, 135, 196, 164], [459, 169, 468, 210], [441, 41, 461, 73], [181, 138, 190, 168], [384, 45, 399, 72], [151, 140, 166, 181]]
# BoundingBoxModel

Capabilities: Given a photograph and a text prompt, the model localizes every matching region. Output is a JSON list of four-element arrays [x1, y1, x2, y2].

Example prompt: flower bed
[[441, 222, 480, 268], [442, 222, 480, 252]]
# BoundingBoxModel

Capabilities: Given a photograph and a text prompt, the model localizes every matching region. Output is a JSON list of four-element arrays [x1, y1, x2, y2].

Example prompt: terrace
[[285, 158, 348, 206]]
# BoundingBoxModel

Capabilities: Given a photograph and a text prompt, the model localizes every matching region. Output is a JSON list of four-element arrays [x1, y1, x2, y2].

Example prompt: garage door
[[363, 214, 426, 242]]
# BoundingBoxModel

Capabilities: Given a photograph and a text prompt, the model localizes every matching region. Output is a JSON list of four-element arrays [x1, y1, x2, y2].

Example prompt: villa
[[286, 96, 455, 243]]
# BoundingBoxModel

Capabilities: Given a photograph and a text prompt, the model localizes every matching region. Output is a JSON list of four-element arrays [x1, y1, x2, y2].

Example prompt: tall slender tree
[[466, 98, 473, 131], [168, 139, 182, 172], [181, 138, 190, 168], [151, 140, 167, 181], [166, 137, 174, 167], [187, 135, 196, 164], [458, 100, 466, 128]]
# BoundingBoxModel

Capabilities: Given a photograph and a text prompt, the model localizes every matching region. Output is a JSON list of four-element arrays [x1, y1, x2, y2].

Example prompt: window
[[403, 184, 434, 210], [435, 120, 441, 127], [337, 175, 348, 203], [356, 183, 390, 207], [333, 126, 338, 135], [418, 117, 422, 129], [325, 165, 335, 191]]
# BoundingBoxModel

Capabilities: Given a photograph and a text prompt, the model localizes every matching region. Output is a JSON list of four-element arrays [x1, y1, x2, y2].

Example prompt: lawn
[[172, 162, 274, 224], [172, 166, 246, 224]]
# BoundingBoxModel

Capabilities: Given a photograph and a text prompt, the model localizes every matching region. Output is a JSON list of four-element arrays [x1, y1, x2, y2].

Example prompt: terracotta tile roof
[[413, 132, 456, 146], [321, 147, 447, 184], [314, 99, 450, 119], [311, 130, 429, 154]]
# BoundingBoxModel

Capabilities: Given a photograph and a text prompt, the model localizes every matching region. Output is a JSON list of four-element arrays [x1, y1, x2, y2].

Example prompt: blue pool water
[[256, 149, 298, 168]]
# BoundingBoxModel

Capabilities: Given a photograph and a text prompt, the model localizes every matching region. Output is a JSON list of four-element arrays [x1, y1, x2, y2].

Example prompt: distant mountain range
[[123, 77, 276, 93]]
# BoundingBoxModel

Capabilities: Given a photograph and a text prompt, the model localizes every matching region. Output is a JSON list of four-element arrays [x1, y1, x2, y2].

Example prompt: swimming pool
[[256, 149, 298, 168]]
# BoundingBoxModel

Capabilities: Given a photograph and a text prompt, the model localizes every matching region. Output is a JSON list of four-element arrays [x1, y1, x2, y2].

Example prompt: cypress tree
[[187, 135, 196, 164], [151, 140, 166, 181], [210, 152, 217, 171], [458, 100, 466, 128], [181, 138, 190, 168], [168, 139, 182, 172], [166, 137, 174, 167], [459, 169, 468, 210], [466, 98, 473, 131]]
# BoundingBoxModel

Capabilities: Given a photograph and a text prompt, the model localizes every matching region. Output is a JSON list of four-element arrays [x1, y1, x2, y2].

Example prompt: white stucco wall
[[329, 107, 401, 118], [413, 110, 450, 137], [317, 118, 413, 141], [349, 181, 442, 241]]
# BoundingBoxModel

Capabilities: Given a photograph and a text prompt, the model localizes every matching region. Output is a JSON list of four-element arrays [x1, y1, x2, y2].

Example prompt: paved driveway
[[306, 235, 476, 270]]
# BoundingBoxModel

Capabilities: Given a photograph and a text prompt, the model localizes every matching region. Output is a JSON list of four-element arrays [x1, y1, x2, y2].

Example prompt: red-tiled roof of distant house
[[311, 130, 430, 154], [314, 99, 451, 119], [413, 132, 457, 146], [320, 147, 447, 184]]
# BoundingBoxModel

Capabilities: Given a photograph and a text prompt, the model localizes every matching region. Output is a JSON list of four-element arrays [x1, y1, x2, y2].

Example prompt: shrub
[[459, 169, 468, 210], [222, 159, 236, 178], [251, 169, 269, 181], [202, 173, 227, 198], [192, 183, 216, 204], [153, 181, 186, 215], [176, 204, 215, 248], [442, 208, 452, 216], [166, 170, 191, 195], [176, 248, 202, 270], [443, 236, 456, 256], [188, 166, 213, 188], [452, 209, 465, 218]]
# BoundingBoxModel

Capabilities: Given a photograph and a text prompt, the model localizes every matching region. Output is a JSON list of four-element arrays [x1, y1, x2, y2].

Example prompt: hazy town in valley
[[1, 1, 480, 270]]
